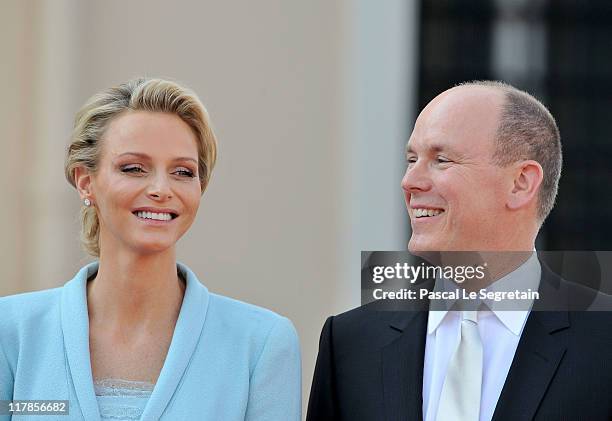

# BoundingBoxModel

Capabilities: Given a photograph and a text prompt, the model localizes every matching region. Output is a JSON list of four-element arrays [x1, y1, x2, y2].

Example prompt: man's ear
[[507, 160, 543, 211], [74, 166, 95, 203]]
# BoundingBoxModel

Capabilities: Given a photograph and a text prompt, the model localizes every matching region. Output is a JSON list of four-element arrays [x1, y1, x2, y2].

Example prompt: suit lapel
[[61, 263, 102, 421], [139, 263, 209, 420], [382, 311, 428, 421], [492, 265, 570, 421]]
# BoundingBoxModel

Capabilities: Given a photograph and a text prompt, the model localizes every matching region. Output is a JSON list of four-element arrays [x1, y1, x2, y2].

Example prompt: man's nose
[[401, 160, 432, 193], [147, 174, 173, 200]]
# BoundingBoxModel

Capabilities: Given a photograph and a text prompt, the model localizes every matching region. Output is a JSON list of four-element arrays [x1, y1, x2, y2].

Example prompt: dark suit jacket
[[306, 264, 612, 421]]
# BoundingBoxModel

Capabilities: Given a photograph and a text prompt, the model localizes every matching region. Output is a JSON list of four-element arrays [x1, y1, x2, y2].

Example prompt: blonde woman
[[0, 78, 301, 421]]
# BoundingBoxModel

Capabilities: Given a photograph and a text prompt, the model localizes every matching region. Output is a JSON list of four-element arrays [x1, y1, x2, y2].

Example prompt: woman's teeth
[[135, 211, 173, 221]]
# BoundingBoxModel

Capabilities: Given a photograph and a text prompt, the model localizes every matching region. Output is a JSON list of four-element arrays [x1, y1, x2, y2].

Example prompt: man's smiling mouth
[[413, 208, 445, 218]]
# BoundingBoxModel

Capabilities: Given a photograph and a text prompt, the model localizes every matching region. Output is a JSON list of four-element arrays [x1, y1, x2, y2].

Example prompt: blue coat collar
[[60, 262, 210, 421]]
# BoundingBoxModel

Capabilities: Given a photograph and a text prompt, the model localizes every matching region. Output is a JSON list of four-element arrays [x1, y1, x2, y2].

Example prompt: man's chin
[[408, 237, 440, 255]]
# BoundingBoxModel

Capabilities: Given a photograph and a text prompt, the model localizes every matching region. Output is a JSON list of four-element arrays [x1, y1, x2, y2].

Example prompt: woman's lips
[[133, 212, 177, 226]]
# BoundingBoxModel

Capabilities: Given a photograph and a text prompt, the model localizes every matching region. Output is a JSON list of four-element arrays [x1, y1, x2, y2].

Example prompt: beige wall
[[0, 0, 416, 415]]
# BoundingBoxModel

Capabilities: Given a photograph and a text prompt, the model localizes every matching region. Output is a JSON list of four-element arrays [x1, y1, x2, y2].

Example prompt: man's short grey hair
[[460, 80, 562, 223]]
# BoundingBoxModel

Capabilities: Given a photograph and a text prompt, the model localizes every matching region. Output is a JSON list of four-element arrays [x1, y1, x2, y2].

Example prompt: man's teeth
[[136, 211, 173, 221], [414, 208, 443, 218]]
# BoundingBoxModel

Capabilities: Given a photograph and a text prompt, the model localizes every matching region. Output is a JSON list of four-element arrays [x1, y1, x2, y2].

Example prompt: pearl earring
[[84, 198, 91, 207]]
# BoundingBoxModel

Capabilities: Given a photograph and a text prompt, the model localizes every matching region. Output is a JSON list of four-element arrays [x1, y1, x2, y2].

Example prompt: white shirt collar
[[427, 251, 540, 336]]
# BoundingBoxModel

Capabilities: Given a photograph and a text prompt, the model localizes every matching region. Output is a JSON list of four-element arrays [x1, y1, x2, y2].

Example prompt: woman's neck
[[87, 248, 185, 332]]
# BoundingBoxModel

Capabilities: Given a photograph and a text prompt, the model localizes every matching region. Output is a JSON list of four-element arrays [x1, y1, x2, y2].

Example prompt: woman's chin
[[130, 240, 176, 255]]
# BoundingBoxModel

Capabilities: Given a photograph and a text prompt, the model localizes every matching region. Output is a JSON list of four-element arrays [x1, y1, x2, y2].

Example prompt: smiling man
[[306, 81, 612, 421], [403, 84, 547, 253]]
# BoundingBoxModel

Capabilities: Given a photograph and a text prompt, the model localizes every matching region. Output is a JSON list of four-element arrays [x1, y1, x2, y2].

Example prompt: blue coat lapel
[[61, 263, 102, 421], [60, 262, 210, 421], [140, 263, 209, 420]]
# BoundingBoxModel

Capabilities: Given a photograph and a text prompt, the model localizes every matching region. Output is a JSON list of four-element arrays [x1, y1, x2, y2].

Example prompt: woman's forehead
[[101, 111, 199, 160]]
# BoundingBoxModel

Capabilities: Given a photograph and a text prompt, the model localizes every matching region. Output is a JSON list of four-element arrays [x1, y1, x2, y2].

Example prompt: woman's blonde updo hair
[[65, 77, 218, 257]]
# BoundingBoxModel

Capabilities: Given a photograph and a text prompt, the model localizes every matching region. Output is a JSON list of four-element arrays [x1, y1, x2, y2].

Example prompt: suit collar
[[492, 263, 569, 421], [61, 261, 210, 421], [383, 311, 428, 421], [427, 252, 541, 336], [61, 263, 101, 421], [381, 262, 570, 421], [140, 262, 209, 420]]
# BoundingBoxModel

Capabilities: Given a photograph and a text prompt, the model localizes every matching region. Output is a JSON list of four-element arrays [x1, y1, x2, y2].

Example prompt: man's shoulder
[[326, 305, 425, 352], [538, 261, 612, 312], [563, 278, 612, 312], [535, 265, 612, 341], [332, 303, 397, 326]]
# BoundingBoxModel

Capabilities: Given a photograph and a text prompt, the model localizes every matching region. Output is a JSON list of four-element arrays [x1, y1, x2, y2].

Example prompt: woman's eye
[[175, 169, 195, 178], [121, 166, 145, 173], [120, 165, 195, 178]]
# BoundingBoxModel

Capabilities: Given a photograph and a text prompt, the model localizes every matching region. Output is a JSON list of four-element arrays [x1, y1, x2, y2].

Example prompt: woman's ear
[[507, 160, 543, 212], [74, 166, 95, 204]]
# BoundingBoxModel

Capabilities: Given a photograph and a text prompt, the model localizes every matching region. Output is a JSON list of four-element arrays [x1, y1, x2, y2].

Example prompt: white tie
[[436, 311, 483, 421]]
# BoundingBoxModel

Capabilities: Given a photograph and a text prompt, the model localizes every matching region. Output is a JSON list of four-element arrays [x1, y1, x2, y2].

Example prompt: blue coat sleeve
[[244, 316, 301, 421], [0, 336, 13, 421]]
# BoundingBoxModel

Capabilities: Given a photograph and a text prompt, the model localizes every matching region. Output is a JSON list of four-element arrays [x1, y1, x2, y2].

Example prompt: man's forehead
[[407, 86, 504, 153], [405, 137, 461, 155], [422, 86, 503, 129]]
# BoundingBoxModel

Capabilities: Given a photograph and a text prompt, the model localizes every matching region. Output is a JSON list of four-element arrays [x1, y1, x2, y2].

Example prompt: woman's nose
[[147, 175, 173, 200]]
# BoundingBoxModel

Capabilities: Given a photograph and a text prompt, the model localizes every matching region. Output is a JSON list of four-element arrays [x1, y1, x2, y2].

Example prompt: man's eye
[[406, 157, 417, 165], [437, 157, 451, 164]]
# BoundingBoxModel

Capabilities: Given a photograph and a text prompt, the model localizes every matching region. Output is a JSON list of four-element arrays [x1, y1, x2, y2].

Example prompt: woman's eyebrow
[[115, 152, 197, 163]]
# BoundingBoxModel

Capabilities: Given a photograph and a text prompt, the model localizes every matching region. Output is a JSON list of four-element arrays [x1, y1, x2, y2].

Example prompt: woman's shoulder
[[0, 287, 63, 324], [0, 263, 89, 323], [0, 287, 64, 361], [206, 292, 299, 347], [208, 292, 285, 320]]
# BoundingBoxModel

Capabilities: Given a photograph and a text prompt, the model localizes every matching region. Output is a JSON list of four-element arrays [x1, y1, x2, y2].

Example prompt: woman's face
[[89, 111, 202, 256]]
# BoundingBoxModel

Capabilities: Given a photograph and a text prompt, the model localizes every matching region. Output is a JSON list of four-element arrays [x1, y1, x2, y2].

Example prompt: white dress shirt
[[422, 252, 541, 421]]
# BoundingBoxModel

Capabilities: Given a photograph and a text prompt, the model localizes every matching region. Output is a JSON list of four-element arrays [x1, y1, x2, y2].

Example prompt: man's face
[[402, 87, 514, 252]]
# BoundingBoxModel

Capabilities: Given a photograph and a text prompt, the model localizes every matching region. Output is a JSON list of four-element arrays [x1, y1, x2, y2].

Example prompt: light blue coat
[[0, 262, 301, 420]]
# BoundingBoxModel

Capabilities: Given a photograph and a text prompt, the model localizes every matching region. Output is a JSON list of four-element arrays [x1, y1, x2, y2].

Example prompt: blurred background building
[[419, 0, 612, 251], [1, 0, 610, 414]]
